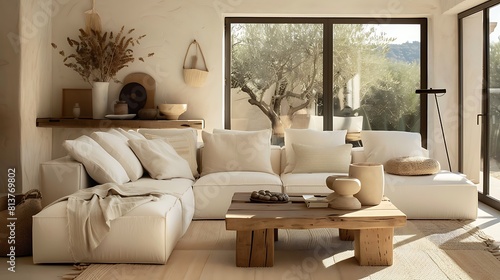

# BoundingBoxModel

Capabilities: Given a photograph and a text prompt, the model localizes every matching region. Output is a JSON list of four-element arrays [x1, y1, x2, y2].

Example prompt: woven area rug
[[71, 220, 500, 280]]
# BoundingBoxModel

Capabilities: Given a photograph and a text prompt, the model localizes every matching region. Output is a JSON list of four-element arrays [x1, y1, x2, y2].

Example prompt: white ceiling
[[440, 0, 489, 14]]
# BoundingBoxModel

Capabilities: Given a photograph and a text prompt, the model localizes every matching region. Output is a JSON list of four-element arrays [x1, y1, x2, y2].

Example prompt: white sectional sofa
[[33, 128, 478, 264]]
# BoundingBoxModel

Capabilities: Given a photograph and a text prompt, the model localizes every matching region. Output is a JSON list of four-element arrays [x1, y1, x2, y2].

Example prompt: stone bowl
[[158, 104, 187, 120], [138, 108, 159, 120]]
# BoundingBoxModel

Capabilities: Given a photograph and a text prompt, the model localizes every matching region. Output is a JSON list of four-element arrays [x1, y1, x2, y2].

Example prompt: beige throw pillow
[[284, 129, 347, 173], [201, 130, 274, 176], [63, 135, 130, 184], [90, 131, 144, 181], [292, 143, 353, 173], [128, 139, 194, 180], [116, 128, 146, 140], [143, 132, 199, 177]]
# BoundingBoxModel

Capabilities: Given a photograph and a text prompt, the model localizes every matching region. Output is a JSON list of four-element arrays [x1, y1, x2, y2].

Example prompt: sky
[[372, 24, 421, 44], [490, 4, 500, 43]]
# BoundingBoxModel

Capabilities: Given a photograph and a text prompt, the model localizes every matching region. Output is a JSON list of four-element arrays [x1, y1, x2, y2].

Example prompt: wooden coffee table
[[225, 193, 406, 267]]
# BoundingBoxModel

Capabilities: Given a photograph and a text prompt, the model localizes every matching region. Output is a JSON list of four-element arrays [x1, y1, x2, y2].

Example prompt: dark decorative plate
[[119, 82, 147, 114]]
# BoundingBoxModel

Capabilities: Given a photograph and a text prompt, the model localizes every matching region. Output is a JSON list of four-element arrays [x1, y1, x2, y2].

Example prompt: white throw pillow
[[292, 143, 352, 173], [128, 139, 194, 180], [143, 132, 199, 177], [63, 135, 130, 184], [90, 131, 144, 181], [201, 130, 274, 176], [361, 130, 424, 165], [284, 129, 347, 173]]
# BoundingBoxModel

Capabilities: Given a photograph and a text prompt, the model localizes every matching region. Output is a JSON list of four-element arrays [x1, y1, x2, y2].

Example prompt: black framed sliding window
[[459, 0, 500, 210], [224, 17, 428, 144]]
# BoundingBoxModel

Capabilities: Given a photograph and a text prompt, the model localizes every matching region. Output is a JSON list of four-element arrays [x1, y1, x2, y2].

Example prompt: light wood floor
[[1, 202, 499, 280]]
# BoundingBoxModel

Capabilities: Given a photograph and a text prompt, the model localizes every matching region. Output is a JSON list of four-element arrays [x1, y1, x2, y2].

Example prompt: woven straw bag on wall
[[183, 40, 209, 87]]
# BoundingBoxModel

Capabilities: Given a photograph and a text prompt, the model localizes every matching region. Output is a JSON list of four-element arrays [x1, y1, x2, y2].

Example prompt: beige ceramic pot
[[349, 162, 384, 206]]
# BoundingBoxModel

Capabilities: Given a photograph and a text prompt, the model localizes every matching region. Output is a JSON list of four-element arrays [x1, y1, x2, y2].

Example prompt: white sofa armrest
[[40, 156, 95, 207]]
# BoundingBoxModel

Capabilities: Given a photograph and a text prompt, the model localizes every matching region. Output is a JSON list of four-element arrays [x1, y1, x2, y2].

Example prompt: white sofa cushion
[[123, 178, 195, 234], [361, 130, 424, 165], [201, 130, 274, 176], [90, 130, 144, 181], [292, 143, 352, 173], [141, 130, 199, 177], [193, 171, 282, 219], [284, 129, 347, 173], [128, 139, 194, 180], [63, 135, 130, 184]]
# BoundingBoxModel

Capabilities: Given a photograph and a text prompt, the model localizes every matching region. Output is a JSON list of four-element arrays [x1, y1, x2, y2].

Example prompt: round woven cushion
[[385, 156, 440, 176]]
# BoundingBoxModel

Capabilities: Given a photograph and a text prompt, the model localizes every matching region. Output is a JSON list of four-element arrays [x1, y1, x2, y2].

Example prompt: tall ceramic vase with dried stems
[[92, 82, 109, 119]]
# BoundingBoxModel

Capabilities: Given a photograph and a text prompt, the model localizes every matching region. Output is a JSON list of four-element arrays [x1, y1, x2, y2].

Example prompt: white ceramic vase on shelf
[[349, 162, 385, 206], [72, 103, 80, 119], [92, 82, 109, 119]]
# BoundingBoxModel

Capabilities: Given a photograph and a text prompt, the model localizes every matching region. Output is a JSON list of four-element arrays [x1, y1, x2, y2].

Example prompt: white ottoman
[[384, 171, 478, 219], [33, 194, 183, 264]]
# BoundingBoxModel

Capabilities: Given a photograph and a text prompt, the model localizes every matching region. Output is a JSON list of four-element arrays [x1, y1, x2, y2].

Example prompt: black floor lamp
[[415, 88, 452, 172]]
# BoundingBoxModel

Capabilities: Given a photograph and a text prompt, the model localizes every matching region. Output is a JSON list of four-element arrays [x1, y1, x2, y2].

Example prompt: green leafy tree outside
[[231, 24, 323, 136], [489, 40, 500, 159], [230, 23, 421, 136]]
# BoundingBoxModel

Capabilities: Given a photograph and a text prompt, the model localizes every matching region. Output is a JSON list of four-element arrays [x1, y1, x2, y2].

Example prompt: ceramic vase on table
[[92, 82, 109, 119], [349, 162, 384, 206]]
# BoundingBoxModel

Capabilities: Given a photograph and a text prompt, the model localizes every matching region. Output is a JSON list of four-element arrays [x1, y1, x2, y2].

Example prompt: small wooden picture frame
[[62, 89, 92, 118]]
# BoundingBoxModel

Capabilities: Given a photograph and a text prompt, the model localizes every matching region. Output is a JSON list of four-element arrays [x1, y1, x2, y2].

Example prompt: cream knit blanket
[[49, 183, 167, 262]]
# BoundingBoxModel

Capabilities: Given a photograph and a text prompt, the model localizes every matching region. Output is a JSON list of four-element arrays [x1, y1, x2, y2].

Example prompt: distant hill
[[387, 41, 420, 63]]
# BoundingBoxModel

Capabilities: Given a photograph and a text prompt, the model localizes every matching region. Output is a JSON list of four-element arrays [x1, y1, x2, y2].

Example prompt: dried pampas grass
[[52, 26, 154, 85]]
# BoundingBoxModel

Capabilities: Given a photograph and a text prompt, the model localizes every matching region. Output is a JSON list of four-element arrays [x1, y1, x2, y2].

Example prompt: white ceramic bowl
[[158, 104, 187, 120]]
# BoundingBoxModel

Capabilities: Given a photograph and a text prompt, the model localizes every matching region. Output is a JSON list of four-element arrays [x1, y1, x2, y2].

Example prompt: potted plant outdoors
[[52, 26, 154, 119]]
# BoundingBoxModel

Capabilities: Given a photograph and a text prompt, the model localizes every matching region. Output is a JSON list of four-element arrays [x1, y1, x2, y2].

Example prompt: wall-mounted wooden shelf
[[36, 118, 204, 129]]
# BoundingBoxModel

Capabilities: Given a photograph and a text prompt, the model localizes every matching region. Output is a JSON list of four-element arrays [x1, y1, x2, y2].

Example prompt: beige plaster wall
[[0, 0, 52, 193], [50, 0, 223, 157], [48, 0, 485, 172], [0, 0, 22, 193], [18, 0, 52, 191]]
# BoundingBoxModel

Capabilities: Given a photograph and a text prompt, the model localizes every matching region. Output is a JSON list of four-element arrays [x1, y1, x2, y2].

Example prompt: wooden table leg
[[274, 228, 279, 241], [354, 228, 394, 266], [236, 229, 274, 267], [339, 229, 356, 241]]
